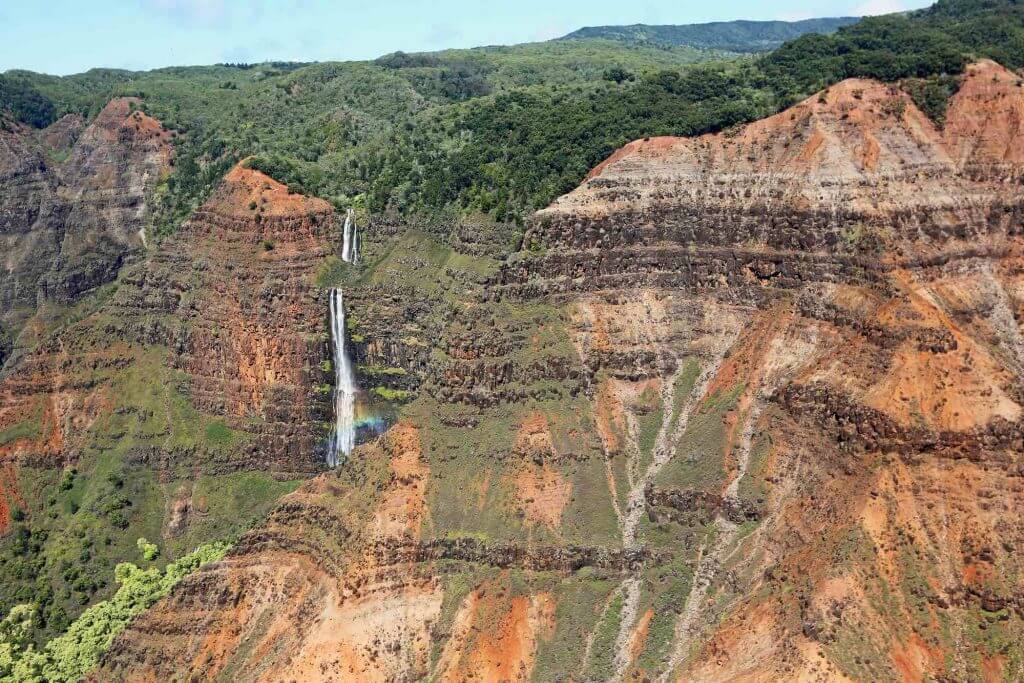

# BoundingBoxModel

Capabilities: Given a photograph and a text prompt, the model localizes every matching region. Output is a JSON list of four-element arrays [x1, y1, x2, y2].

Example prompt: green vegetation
[[902, 73, 963, 124], [0, 541, 228, 682], [2, 1, 1018, 231], [560, 17, 859, 52], [314, 255, 347, 289], [369, 387, 413, 402], [0, 75, 54, 128], [0, 343, 297, 642], [6, 0, 1015, 232], [358, 364, 407, 377], [135, 538, 159, 562], [635, 384, 664, 469], [583, 590, 624, 680], [0, 419, 41, 448], [203, 420, 234, 446]]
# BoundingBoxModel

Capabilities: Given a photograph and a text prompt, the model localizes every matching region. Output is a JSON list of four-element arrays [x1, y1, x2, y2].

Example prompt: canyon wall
[[0, 98, 171, 360], [0, 154, 340, 625], [0, 161, 336, 472], [93, 61, 1024, 681]]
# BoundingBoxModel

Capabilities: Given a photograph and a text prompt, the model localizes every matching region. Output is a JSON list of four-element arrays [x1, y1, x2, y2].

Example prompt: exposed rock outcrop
[[89, 61, 1024, 682], [0, 99, 171, 365], [0, 163, 336, 473], [41, 98, 172, 303]]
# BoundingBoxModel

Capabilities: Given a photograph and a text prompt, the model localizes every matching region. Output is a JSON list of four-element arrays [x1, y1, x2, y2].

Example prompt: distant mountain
[[559, 17, 860, 53]]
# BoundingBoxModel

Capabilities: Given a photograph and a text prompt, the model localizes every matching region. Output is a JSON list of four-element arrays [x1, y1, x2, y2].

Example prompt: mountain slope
[[0, 35, 733, 647], [560, 17, 860, 52], [0, 161, 334, 638], [4, 1, 1024, 229], [93, 60, 1024, 683], [2, 0, 1024, 676]]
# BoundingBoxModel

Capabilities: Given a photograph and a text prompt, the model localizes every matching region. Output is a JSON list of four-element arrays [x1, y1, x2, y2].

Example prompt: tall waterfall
[[327, 288, 356, 466], [341, 209, 359, 263]]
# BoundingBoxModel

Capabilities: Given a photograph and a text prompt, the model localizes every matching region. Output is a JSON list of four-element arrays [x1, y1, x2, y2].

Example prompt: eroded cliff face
[[0, 98, 170, 365], [0, 119, 66, 357], [43, 98, 172, 304], [95, 61, 1024, 682], [151, 163, 336, 471], [0, 162, 339, 629], [0, 163, 334, 473]]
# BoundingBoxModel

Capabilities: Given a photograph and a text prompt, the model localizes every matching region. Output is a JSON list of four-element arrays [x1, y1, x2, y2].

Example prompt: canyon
[[17, 58, 1009, 681]]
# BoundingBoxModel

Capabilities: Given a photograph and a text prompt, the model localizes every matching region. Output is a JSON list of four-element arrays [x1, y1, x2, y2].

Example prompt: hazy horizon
[[4, 0, 932, 76]]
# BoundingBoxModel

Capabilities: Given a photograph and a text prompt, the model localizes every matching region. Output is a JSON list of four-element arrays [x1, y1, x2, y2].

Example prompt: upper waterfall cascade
[[341, 209, 359, 263]]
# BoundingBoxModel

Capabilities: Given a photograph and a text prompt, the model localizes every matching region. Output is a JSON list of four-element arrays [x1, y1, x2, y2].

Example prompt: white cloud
[[854, 0, 908, 16]]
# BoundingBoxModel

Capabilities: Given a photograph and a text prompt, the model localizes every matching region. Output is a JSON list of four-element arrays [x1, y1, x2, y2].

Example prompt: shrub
[[0, 542, 230, 682], [136, 538, 159, 562], [58, 470, 75, 492]]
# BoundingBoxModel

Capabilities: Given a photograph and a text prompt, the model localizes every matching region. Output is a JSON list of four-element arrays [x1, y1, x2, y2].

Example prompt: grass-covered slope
[[559, 17, 860, 52]]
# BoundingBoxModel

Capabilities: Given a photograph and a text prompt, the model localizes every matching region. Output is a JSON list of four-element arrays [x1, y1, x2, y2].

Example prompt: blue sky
[[3, 0, 933, 75]]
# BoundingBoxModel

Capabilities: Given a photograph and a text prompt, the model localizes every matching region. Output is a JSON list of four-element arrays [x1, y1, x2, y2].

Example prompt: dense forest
[[3, 0, 1022, 233], [560, 17, 859, 52]]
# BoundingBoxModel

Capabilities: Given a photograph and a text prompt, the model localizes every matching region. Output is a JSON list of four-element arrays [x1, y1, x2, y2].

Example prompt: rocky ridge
[[92, 60, 1024, 682], [0, 162, 336, 473], [0, 97, 171, 362]]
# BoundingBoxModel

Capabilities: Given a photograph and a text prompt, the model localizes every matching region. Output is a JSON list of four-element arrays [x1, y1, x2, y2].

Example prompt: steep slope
[[560, 17, 859, 52], [0, 161, 336, 633], [0, 98, 170, 364], [0, 161, 334, 471], [0, 119, 65, 359], [42, 98, 172, 303], [95, 61, 1024, 681]]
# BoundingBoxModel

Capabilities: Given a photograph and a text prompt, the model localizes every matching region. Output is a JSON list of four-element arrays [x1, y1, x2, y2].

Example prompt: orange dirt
[[626, 608, 654, 673], [943, 60, 1024, 166], [92, 98, 173, 157], [513, 412, 556, 459], [864, 271, 1020, 430], [980, 653, 1006, 683], [513, 461, 571, 532], [215, 162, 333, 218], [890, 632, 945, 683], [437, 586, 555, 683], [706, 306, 791, 488], [372, 421, 429, 540], [586, 136, 679, 180], [595, 377, 627, 455]]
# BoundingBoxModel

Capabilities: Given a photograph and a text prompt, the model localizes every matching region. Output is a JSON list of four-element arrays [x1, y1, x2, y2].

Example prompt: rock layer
[[0, 99, 171, 370], [85, 61, 1024, 682], [0, 163, 336, 473]]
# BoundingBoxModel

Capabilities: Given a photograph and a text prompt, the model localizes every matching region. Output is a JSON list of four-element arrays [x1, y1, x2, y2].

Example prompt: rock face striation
[[160, 163, 337, 471], [87, 60, 1024, 682], [0, 98, 171, 357], [0, 147, 342, 632], [0, 162, 336, 474], [42, 98, 172, 304]]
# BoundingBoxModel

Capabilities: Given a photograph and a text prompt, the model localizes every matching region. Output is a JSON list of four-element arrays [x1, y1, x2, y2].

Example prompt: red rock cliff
[[93, 62, 1024, 682]]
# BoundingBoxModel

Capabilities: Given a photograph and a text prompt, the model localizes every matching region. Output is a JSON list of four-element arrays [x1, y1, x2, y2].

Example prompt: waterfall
[[351, 209, 359, 264], [327, 288, 356, 466], [341, 208, 359, 263]]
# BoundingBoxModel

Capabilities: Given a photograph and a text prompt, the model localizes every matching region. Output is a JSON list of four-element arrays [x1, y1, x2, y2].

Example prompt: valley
[[1, 1, 1024, 681]]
